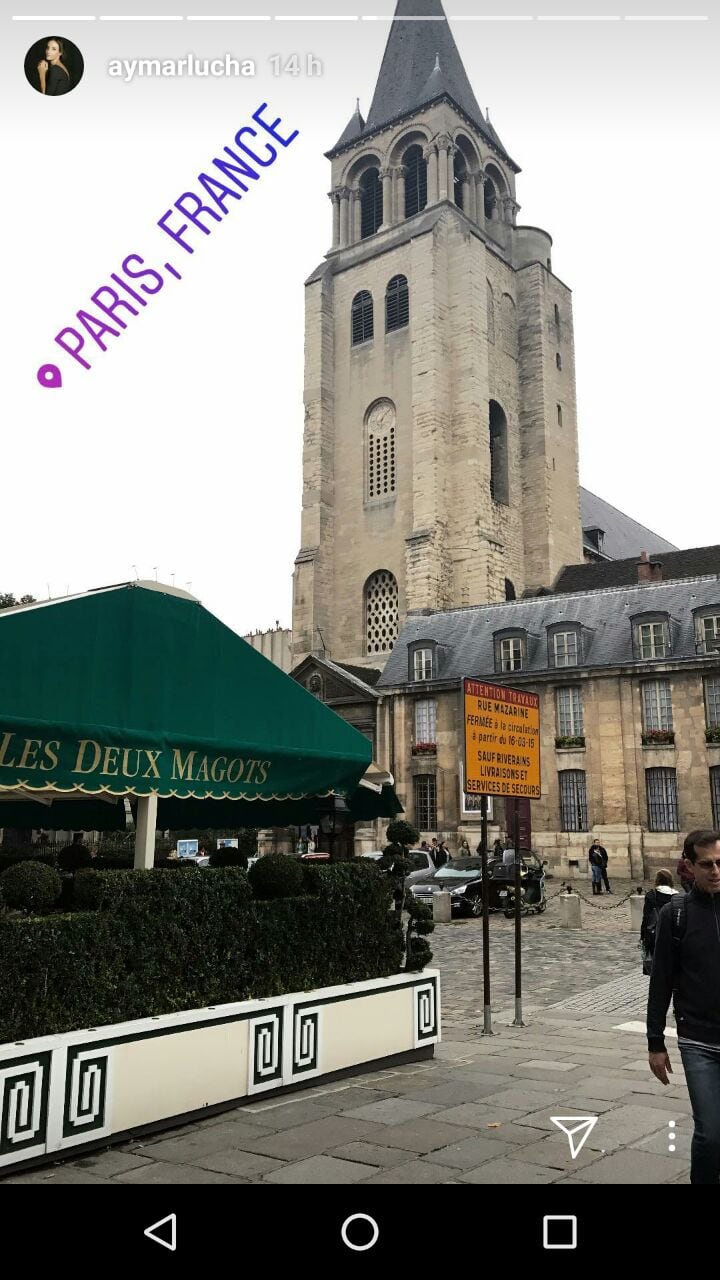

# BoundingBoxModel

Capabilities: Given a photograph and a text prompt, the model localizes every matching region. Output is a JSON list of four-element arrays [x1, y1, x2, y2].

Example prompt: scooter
[[495, 851, 547, 917]]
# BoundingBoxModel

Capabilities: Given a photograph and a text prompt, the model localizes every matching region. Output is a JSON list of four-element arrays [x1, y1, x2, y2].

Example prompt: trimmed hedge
[[0, 861, 61, 913], [0, 863, 403, 1040], [248, 853, 304, 899], [209, 847, 248, 869], [0, 850, 57, 874]]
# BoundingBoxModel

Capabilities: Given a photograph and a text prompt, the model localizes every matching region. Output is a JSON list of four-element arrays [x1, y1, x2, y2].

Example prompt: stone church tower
[[292, 0, 583, 671]]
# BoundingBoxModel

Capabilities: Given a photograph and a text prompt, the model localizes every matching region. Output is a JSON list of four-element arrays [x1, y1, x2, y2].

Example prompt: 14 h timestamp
[[269, 54, 323, 77]]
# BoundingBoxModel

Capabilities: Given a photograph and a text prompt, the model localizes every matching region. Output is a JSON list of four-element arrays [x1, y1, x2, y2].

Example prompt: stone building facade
[[372, 573, 720, 879], [292, 0, 582, 670]]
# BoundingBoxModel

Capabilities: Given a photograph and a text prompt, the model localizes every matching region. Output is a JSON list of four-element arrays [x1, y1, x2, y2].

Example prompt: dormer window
[[549, 625, 581, 669], [494, 631, 525, 673], [633, 615, 670, 660], [411, 646, 433, 681], [695, 609, 720, 655]]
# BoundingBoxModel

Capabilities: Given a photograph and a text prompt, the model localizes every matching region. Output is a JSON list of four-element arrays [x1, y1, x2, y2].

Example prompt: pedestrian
[[435, 841, 449, 868], [492, 838, 505, 859], [502, 840, 516, 867], [647, 828, 720, 1184], [420, 840, 430, 852], [640, 869, 678, 975], [457, 838, 471, 857], [588, 844, 604, 895], [676, 848, 695, 893], [589, 839, 611, 893], [430, 837, 441, 866]]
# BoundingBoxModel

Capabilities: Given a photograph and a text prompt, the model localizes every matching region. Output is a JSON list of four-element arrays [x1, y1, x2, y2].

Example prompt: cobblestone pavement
[[7, 878, 692, 1186]]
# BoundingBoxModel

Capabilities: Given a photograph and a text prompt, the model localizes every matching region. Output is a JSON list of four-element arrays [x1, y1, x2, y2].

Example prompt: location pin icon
[[37, 363, 62, 389]]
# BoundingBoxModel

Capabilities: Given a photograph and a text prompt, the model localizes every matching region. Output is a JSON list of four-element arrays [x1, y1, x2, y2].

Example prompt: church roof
[[329, 0, 517, 169], [579, 487, 679, 561], [553, 545, 720, 596], [331, 99, 366, 152]]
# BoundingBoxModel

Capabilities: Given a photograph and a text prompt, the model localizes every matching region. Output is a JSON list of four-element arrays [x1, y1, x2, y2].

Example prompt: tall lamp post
[[318, 796, 351, 861]]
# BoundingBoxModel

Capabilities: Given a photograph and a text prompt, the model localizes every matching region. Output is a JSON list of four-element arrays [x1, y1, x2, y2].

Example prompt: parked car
[[410, 856, 486, 917], [360, 848, 436, 886]]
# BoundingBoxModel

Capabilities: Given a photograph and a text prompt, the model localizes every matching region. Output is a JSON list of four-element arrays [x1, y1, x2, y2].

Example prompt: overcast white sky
[[2, 1, 718, 637]]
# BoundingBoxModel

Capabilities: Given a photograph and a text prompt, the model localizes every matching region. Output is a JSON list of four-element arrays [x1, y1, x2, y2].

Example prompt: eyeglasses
[[695, 859, 720, 871]]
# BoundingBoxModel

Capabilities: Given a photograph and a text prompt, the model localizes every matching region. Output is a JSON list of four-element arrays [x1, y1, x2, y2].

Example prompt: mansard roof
[[579, 487, 678, 562], [378, 575, 720, 689]]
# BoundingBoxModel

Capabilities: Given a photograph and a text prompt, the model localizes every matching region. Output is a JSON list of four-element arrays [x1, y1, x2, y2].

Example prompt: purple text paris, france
[[53, 104, 298, 372]]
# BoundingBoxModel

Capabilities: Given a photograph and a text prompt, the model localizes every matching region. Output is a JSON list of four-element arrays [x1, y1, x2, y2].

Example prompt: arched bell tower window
[[484, 177, 497, 221], [360, 167, 383, 238], [364, 570, 399, 655], [453, 151, 467, 209], [505, 578, 516, 601], [403, 144, 427, 218], [351, 290, 374, 345], [489, 399, 509, 505], [386, 275, 409, 332]]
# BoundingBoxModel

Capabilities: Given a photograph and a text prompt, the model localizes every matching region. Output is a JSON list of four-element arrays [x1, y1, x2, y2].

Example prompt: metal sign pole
[[512, 797, 525, 1027], [480, 794, 493, 1035]]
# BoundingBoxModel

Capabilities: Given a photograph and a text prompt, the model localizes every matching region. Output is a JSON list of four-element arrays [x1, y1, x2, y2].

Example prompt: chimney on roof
[[637, 550, 663, 584]]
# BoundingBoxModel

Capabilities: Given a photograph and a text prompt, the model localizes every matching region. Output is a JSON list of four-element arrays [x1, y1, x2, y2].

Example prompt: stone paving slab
[[327, 1141, 416, 1169], [190, 1150, 289, 1179], [459, 1157, 563, 1185], [422, 1135, 514, 1170], [115, 1161, 244, 1184], [362, 1117, 478, 1153], [263, 1155, 372, 1185], [359, 1160, 460, 1185], [342, 1098, 439, 1125], [233, 1116, 384, 1161], [571, 1149, 688, 1184]]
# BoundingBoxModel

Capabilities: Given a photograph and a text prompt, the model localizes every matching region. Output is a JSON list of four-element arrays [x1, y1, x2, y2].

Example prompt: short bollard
[[432, 891, 452, 924], [559, 892, 582, 928], [629, 892, 645, 932]]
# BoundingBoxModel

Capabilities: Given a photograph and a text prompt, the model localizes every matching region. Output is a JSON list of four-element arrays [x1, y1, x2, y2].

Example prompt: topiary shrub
[[209, 846, 248, 868], [386, 820, 419, 851], [0, 861, 62, 914], [58, 845, 93, 872], [0, 850, 57, 874], [248, 853, 305, 900], [403, 891, 434, 972]]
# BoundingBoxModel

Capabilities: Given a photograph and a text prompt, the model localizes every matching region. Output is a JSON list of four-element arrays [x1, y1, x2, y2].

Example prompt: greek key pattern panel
[[61, 1047, 112, 1146], [291, 1006, 321, 1080], [414, 979, 439, 1047], [248, 1009, 285, 1094], [0, 1052, 51, 1166]]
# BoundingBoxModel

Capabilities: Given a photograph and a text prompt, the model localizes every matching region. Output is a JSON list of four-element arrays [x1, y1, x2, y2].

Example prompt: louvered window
[[404, 145, 427, 218], [351, 291, 373, 346], [360, 168, 383, 238], [386, 275, 409, 332]]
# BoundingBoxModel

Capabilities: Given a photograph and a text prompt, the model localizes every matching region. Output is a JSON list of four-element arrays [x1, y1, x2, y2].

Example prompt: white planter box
[[0, 969, 440, 1174]]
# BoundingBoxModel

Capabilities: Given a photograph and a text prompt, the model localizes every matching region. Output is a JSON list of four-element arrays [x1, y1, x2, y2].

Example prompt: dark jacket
[[647, 887, 720, 1052], [641, 886, 677, 948], [589, 844, 608, 867]]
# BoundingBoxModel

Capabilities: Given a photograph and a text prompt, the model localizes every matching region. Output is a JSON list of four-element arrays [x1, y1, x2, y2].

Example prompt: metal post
[[479, 794, 493, 1035], [134, 793, 157, 870], [512, 797, 525, 1026]]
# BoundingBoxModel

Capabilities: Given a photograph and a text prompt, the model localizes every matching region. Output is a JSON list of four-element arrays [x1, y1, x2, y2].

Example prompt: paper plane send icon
[[551, 1115, 599, 1159]]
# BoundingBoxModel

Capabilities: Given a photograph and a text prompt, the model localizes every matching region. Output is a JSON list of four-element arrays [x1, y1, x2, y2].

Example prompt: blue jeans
[[679, 1042, 720, 1184]]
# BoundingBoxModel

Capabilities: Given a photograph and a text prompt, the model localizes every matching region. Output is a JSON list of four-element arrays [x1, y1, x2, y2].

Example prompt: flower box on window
[[642, 730, 675, 746], [706, 728, 720, 745], [555, 735, 585, 750], [412, 742, 437, 755]]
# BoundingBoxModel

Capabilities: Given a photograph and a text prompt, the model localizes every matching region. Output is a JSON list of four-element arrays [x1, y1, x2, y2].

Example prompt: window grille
[[414, 774, 437, 831], [386, 275, 409, 332], [646, 768, 679, 832], [711, 767, 720, 829], [559, 770, 588, 832], [351, 291, 373, 345], [556, 687, 584, 737], [365, 570, 399, 655]]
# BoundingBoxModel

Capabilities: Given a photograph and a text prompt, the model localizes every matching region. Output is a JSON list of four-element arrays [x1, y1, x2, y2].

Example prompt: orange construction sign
[[463, 678, 541, 800]]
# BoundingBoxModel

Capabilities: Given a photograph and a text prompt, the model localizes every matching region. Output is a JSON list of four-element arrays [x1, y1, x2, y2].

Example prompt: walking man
[[647, 828, 720, 1183]]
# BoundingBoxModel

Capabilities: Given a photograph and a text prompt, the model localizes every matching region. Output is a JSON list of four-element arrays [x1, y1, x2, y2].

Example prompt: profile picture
[[24, 37, 84, 97]]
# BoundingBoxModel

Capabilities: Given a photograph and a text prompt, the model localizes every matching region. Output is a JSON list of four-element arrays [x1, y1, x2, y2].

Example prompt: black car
[[410, 856, 486, 917]]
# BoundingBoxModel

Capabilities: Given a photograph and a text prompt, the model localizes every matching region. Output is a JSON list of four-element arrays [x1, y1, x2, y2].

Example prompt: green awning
[[0, 584, 372, 806]]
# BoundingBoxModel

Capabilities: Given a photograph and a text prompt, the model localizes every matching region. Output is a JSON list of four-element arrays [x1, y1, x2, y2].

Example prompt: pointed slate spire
[[331, 97, 365, 152], [365, 0, 484, 134]]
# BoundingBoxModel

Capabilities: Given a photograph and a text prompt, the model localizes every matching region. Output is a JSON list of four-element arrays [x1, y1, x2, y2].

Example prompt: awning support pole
[[134, 793, 158, 870]]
